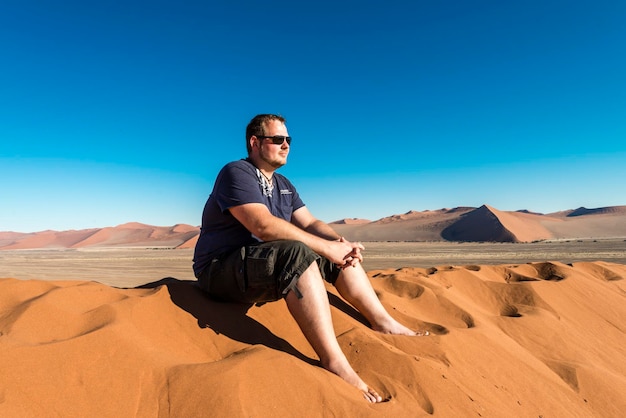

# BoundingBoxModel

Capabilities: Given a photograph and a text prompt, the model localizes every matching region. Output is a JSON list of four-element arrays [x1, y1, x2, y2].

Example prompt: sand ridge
[[1, 261, 625, 417], [334, 205, 626, 242], [0, 223, 199, 250], [3, 205, 626, 250]]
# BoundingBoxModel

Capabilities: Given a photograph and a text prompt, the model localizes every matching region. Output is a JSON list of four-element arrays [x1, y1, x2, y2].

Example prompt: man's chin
[[271, 159, 287, 168]]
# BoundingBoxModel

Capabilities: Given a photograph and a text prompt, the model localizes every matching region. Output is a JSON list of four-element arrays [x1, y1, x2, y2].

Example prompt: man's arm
[[291, 206, 341, 240], [292, 206, 365, 266], [229, 203, 359, 267]]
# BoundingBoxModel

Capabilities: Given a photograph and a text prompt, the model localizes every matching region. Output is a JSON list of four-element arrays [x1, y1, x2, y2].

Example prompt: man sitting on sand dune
[[193, 113, 428, 403]]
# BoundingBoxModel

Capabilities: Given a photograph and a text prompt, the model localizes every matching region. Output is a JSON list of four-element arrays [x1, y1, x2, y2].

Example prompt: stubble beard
[[260, 149, 287, 169]]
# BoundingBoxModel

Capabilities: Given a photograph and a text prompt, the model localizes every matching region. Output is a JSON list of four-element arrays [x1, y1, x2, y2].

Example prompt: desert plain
[[1, 239, 626, 286], [1, 206, 626, 417]]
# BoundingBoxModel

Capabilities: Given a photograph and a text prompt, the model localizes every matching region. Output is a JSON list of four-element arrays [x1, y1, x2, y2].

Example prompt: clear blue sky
[[2, 0, 625, 233]]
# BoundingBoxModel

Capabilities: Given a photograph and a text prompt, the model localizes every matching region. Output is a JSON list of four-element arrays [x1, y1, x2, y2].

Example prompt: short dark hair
[[245, 114, 286, 154]]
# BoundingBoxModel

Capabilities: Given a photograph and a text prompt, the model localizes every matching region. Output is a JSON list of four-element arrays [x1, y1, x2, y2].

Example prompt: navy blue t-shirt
[[192, 158, 305, 277]]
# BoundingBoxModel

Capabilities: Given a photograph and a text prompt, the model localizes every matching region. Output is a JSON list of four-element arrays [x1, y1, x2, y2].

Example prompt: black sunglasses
[[257, 135, 291, 145]]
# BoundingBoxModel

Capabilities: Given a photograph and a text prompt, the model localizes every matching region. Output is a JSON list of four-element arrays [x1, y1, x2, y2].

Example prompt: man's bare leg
[[335, 264, 429, 336], [284, 262, 383, 403]]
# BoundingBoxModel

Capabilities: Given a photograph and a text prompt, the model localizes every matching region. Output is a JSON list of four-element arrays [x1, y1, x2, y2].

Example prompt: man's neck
[[247, 155, 276, 179]]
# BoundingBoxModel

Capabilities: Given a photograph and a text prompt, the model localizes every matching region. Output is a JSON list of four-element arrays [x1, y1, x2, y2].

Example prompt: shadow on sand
[[135, 277, 371, 365]]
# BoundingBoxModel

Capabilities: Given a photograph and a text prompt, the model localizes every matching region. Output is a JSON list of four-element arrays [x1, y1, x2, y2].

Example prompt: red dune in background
[[332, 205, 626, 243], [1, 205, 625, 249], [0, 222, 199, 250]]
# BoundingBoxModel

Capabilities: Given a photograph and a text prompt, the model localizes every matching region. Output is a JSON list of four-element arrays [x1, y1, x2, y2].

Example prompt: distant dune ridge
[[332, 204, 626, 243], [0, 222, 199, 250], [1, 205, 625, 249]]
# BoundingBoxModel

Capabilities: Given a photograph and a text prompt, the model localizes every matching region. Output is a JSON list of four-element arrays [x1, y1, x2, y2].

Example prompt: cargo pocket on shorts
[[244, 245, 279, 302]]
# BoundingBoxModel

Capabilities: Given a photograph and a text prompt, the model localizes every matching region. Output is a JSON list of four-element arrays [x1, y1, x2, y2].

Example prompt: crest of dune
[[441, 205, 552, 242], [2, 205, 626, 249]]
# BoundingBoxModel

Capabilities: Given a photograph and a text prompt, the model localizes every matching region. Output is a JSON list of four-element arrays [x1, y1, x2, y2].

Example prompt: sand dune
[[332, 218, 371, 225], [441, 205, 555, 242], [2, 205, 625, 250], [1, 222, 199, 250], [0, 228, 100, 249], [567, 206, 626, 216], [1, 261, 625, 417], [177, 233, 199, 249], [333, 205, 626, 242]]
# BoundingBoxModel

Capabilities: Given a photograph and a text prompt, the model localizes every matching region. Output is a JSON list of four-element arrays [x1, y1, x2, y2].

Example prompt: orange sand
[[1, 261, 625, 417]]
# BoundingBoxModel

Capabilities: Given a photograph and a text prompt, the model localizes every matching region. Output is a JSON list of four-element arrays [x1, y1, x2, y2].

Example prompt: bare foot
[[321, 358, 383, 403], [372, 317, 430, 336]]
